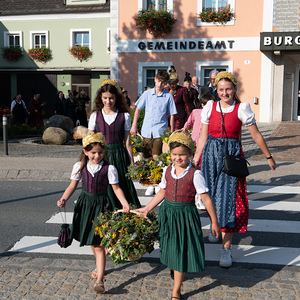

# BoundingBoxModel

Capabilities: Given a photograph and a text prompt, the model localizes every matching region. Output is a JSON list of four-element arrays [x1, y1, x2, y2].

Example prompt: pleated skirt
[[70, 189, 107, 246], [106, 143, 141, 209], [159, 199, 205, 273]]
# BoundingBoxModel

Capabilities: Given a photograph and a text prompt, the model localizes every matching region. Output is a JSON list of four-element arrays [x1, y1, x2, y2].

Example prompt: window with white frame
[[107, 28, 111, 53], [138, 62, 172, 94], [4, 31, 22, 47], [66, 0, 105, 5], [70, 29, 91, 48], [30, 31, 48, 48], [197, 0, 235, 26], [196, 61, 233, 86], [138, 0, 173, 12]]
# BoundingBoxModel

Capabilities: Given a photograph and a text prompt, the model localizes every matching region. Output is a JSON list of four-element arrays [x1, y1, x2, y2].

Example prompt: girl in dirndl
[[57, 132, 130, 294], [193, 71, 276, 268], [88, 79, 141, 209], [136, 131, 220, 300]]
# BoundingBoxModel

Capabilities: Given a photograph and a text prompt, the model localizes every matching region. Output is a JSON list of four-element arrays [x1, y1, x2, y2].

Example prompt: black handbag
[[219, 102, 250, 178], [57, 207, 72, 248]]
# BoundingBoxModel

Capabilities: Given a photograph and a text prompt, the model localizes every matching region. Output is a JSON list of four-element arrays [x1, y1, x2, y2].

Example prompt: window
[[70, 29, 91, 48], [138, 0, 173, 13], [197, 0, 235, 26], [4, 31, 22, 47], [66, 0, 105, 5], [107, 28, 111, 53], [146, 0, 167, 10], [30, 31, 48, 48], [202, 0, 227, 10], [138, 61, 172, 94], [196, 61, 233, 86]]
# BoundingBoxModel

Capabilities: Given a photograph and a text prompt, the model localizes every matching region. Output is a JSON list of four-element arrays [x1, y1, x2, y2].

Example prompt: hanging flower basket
[[198, 5, 234, 24], [68, 45, 92, 61], [134, 7, 176, 38], [27, 47, 52, 62], [1, 46, 23, 61]]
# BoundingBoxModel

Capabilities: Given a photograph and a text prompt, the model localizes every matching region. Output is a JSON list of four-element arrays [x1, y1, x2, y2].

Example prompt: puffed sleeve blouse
[[201, 100, 256, 126], [88, 109, 131, 131], [70, 160, 119, 184]]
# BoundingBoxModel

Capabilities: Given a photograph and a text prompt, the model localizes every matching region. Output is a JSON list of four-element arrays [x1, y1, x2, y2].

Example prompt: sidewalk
[[0, 121, 300, 299]]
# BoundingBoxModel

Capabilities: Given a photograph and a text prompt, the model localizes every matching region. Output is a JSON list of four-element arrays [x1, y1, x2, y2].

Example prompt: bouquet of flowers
[[94, 208, 159, 265], [126, 152, 172, 186]]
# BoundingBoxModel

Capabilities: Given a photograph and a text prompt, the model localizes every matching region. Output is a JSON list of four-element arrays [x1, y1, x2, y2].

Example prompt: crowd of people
[[56, 69, 276, 298], [10, 92, 45, 128], [10, 89, 90, 129]]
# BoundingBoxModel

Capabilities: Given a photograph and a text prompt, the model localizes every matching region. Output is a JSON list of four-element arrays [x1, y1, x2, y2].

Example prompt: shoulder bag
[[219, 102, 250, 178]]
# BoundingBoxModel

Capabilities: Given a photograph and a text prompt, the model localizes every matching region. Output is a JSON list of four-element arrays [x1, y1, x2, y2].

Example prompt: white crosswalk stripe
[[8, 183, 300, 267]]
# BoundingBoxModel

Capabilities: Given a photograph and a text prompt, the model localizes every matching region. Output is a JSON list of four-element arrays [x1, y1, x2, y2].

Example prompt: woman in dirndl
[[137, 131, 220, 300], [88, 79, 141, 209], [194, 71, 276, 268]]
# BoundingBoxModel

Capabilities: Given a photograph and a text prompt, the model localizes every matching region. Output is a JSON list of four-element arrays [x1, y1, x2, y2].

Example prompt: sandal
[[91, 269, 97, 279], [93, 280, 105, 293], [171, 294, 183, 300]]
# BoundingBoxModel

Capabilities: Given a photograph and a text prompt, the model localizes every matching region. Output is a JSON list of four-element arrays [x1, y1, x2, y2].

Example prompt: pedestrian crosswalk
[[8, 183, 300, 267]]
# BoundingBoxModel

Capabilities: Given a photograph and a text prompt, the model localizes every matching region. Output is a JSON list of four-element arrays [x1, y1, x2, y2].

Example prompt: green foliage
[[27, 47, 52, 62], [0, 122, 43, 137], [131, 107, 145, 133], [198, 4, 234, 24], [134, 7, 176, 38], [1, 46, 23, 61], [94, 207, 159, 265]]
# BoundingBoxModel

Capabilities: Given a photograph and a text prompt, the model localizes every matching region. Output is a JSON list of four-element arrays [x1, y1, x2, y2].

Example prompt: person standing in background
[[165, 66, 193, 129], [201, 70, 220, 101], [184, 72, 200, 109]]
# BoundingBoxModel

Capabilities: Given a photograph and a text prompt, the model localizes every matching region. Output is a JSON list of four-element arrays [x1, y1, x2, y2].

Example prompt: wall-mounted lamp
[[253, 97, 258, 104]]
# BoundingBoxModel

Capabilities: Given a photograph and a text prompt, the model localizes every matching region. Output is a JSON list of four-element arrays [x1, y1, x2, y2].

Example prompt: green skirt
[[71, 190, 108, 246], [159, 199, 205, 273], [106, 143, 141, 208]]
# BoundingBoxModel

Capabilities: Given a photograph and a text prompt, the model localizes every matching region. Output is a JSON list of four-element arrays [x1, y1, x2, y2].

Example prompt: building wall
[[0, 13, 110, 68], [116, 0, 265, 120]]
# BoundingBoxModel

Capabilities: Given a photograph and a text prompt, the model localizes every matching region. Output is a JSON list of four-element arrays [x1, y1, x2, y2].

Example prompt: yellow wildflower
[[112, 232, 116, 239]]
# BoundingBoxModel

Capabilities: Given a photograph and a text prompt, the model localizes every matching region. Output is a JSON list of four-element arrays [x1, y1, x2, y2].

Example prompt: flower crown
[[215, 71, 237, 86], [100, 79, 118, 89], [82, 132, 107, 149], [168, 131, 195, 152]]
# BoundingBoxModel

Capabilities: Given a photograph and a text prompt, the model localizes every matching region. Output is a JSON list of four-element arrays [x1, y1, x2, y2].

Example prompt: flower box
[[94, 209, 159, 265], [198, 5, 234, 24], [134, 7, 176, 38], [69, 45, 92, 61], [27, 47, 51, 62], [2, 46, 23, 61]]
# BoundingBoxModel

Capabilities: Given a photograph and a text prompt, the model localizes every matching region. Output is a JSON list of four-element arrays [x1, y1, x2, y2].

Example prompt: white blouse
[[88, 109, 131, 131], [159, 161, 209, 195], [70, 160, 119, 184], [201, 100, 256, 126]]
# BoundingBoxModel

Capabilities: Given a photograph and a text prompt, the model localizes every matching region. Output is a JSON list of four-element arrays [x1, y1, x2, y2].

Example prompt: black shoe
[[170, 269, 174, 280]]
